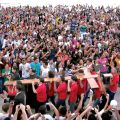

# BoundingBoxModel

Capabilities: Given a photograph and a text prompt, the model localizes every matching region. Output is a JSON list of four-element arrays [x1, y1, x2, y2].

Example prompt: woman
[[2, 64, 12, 82]]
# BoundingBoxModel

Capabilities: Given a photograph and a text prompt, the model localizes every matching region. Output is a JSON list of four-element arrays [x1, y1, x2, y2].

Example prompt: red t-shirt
[[48, 82, 54, 97], [69, 82, 78, 103], [109, 73, 119, 92], [77, 79, 87, 96], [95, 80, 102, 99], [57, 82, 67, 100], [7, 85, 17, 96], [36, 83, 47, 102]]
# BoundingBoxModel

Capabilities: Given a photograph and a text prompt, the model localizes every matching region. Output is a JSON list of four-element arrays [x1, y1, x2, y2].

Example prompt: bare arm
[[115, 108, 120, 120], [20, 104, 28, 120], [48, 102, 59, 120], [79, 106, 92, 118], [75, 93, 84, 113], [32, 82, 37, 93], [13, 105, 20, 120], [94, 108, 102, 120]]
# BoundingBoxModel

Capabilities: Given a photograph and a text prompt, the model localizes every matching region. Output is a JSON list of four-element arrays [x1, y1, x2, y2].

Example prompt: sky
[[0, 0, 120, 7]]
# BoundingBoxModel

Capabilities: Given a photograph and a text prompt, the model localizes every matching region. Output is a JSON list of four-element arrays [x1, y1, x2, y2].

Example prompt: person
[[108, 68, 119, 103], [41, 61, 50, 78], [13, 81, 26, 113], [11, 67, 20, 80], [68, 75, 78, 112], [56, 76, 67, 108], [47, 71, 55, 104], [32, 77, 47, 112], [19, 59, 31, 79], [2, 64, 11, 82], [0, 103, 13, 120], [30, 57, 41, 77]]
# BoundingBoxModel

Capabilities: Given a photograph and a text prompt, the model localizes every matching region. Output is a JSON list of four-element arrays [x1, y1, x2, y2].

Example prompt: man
[[32, 78, 47, 112], [41, 61, 50, 78], [13, 81, 26, 113], [30, 57, 41, 77], [68, 75, 78, 112], [108, 68, 119, 103], [56, 76, 67, 108], [19, 59, 31, 79]]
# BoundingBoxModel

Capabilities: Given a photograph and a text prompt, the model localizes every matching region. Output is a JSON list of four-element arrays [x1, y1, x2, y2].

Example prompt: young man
[[32, 78, 47, 112], [68, 75, 78, 112], [30, 57, 41, 77], [19, 59, 31, 79], [56, 76, 67, 108], [108, 68, 119, 103]]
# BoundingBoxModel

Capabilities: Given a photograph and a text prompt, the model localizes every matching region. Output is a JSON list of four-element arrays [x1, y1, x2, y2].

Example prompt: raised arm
[[75, 93, 84, 113], [32, 82, 37, 93]]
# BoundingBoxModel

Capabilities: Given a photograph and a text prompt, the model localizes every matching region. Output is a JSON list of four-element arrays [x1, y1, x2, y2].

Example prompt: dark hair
[[48, 71, 55, 78], [4, 117, 11, 120], [16, 81, 24, 91], [67, 64, 72, 69], [87, 58, 92, 63], [59, 106, 67, 117], [38, 105, 46, 114], [39, 77, 44, 83], [2, 103, 9, 113], [101, 111, 112, 120], [60, 76, 65, 82], [71, 75, 78, 82], [88, 114, 97, 120], [78, 69, 84, 73]]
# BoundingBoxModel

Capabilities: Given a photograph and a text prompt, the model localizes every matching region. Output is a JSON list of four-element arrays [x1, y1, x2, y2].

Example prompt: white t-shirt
[[38, 114, 53, 120], [19, 63, 31, 78], [2, 39, 7, 48], [0, 113, 13, 120], [41, 66, 50, 78]]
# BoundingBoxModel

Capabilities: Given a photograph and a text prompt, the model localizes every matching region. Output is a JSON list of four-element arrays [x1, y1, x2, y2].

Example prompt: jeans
[[107, 90, 115, 104], [93, 98, 100, 107], [56, 99, 65, 108], [70, 102, 76, 113]]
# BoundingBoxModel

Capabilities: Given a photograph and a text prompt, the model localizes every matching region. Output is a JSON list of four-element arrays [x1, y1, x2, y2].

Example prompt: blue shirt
[[30, 62, 41, 77]]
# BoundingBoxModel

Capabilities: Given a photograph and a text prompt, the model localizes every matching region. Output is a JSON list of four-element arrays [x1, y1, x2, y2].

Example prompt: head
[[34, 57, 39, 64], [43, 61, 48, 68], [101, 111, 112, 120], [2, 103, 10, 113], [78, 69, 84, 76], [59, 76, 65, 83], [5, 64, 10, 71], [87, 58, 92, 65], [71, 75, 78, 82], [59, 106, 67, 117], [88, 114, 97, 120], [22, 59, 26, 64], [16, 81, 24, 92], [48, 71, 55, 78], [39, 77, 44, 84], [38, 105, 46, 114]]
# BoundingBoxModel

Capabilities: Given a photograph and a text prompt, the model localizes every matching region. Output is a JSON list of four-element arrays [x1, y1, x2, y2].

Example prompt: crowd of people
[[0, 4, 120, 120]]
